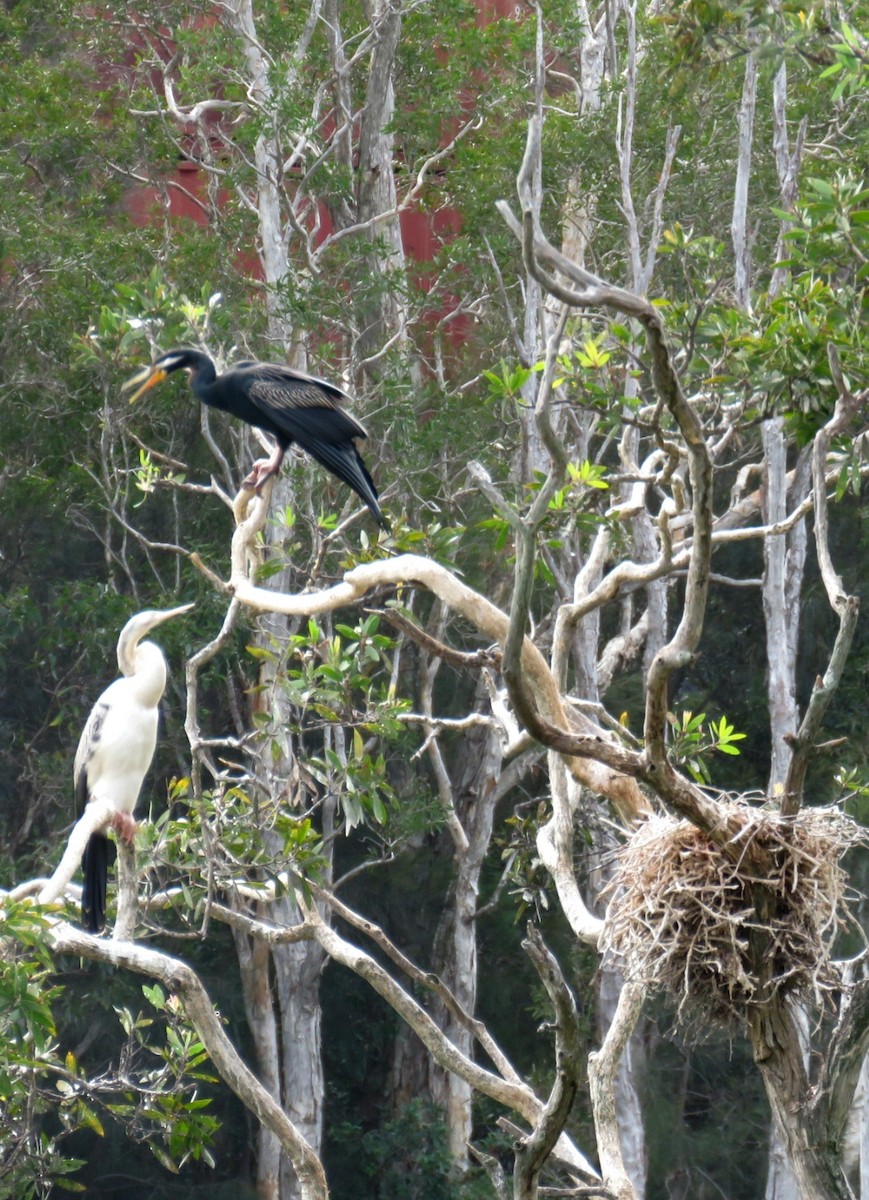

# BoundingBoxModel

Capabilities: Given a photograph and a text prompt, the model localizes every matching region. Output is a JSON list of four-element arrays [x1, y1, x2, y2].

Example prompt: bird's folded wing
[[73, 699, 109, 818], [248, 381, 370, 442], [302, 438, 380, 503], [246, 364, 350, 404]]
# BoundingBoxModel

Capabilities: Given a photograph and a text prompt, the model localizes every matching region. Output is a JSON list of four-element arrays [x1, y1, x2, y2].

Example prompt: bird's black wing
[[246, 369, 388, 528]]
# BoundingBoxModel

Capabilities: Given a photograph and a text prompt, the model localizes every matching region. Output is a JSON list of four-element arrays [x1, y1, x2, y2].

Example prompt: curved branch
[[515, 927, 585, 1198], [313, 884, 524, 1088], [226, 488, 649, 823], [537, 758, 605, 946]]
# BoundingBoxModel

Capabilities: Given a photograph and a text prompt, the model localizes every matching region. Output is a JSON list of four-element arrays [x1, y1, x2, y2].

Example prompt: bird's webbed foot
[[110, 811, 139, 844], [242, 446, 285, 491], [242, 460, 277, 490]]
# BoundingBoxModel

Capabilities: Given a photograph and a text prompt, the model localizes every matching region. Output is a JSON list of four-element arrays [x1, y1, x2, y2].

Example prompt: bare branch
[[304, 900, 600, 1178], [514, 927, 585, 1199], [538, 758, 605, 946], [782, 376, 864, 812], [499, 118, 716, 832], [313, 884, 525, 1088], [373, 605, 501, 671]]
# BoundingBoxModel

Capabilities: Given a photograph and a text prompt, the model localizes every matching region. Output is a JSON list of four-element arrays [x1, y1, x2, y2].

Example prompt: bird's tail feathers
[[81, 832, 113, 933], [307, 440, 390, 531]]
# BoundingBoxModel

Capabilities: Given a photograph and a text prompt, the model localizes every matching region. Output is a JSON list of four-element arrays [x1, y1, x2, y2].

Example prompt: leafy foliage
[[667, 710, 748, 785]]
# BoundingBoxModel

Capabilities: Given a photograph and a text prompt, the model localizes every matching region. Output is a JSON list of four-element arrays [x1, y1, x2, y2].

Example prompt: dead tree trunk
[[429, 710, 504, 1163]]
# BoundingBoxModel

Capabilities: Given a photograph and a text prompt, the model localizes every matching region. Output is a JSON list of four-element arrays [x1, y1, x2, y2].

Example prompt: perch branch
[[225, 487, 649, 824], [113, 838, 138, 942]]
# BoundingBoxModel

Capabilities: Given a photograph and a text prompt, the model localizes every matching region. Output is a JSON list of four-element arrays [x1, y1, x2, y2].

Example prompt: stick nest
[[601, 802, 863, 1029]]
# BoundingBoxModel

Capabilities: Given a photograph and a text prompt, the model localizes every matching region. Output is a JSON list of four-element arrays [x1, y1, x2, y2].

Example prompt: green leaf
[[76, 1103, 105, 1137], [142, 983, 166, 1010], [149, 1143, 180, 1174]]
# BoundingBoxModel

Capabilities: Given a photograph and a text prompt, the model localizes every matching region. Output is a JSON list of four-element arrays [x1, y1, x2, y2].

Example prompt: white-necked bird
[[75, 603, 193, 931]]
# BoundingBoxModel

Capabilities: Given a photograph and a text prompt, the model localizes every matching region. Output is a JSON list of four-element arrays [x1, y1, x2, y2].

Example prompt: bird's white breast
[[81, 675, 162, 815]]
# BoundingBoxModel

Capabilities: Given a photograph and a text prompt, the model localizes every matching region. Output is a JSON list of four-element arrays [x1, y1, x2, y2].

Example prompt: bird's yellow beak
[[122, 365, 168, 403]]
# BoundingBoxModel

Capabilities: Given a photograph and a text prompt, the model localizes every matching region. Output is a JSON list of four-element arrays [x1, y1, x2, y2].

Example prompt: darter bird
[[124, 349, 390, 530], [76, 603, 193, 932]]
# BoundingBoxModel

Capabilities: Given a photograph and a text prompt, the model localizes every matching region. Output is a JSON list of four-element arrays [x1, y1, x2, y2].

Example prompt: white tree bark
[[731, 47, 758, 310], [225, 0, 291, 345], [761, 59, 810, 1200], [272, 893, 327, 1199], [769, 61, 807, 300], [761, 417, 800, 792], [213, 6, 412, 1193], [842, 1057, 869, 1195], [354, 0, 407, 373], [429, 707, 504, 1164], [248, 558, 329, 1200], [588, 981, 645, 1200], [597, 966, 646, 1198], [233, 919, 284, 1200]]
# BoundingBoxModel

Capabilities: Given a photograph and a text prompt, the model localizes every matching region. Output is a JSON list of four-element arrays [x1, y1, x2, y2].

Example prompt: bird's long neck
[[188, 354, 219, 403], [125, 642, 169, 706]]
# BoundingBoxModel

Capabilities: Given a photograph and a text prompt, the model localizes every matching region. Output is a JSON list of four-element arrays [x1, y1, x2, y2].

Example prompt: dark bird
[[124, 348, 390, 530], [75, 604, 193, 932]]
